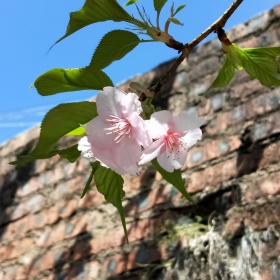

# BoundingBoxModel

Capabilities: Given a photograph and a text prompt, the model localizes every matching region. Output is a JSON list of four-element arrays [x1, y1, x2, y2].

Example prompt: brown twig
[[142, 0, 243, 100]]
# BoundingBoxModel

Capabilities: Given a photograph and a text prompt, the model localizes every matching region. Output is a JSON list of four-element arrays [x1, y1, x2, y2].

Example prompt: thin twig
[[144, 0, 243, 99]]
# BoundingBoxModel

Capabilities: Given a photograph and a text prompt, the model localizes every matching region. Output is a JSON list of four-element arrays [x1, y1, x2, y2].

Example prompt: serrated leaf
[[243, 46, 280, 57], [11, 102, 97, 165], [152, 159, 194, 203], [174, 4, 187, 16], [55, 0, 143, 45], [242, 48, 280, 86], [90, 30, 140, 69], [125, 0, 139, 5], [34, 67, 113, 96], [80, 162, 100, 198], [208, 57, 235, 89], [154, 0, 168, 14], [66, 125, 87, 136], [56, 144, 81, 162], [168, 17, 183, 26], [94, 165, 128, 242], [10, 144, 81, 166]]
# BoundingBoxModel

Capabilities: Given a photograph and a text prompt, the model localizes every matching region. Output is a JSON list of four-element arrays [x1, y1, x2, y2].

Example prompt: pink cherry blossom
[[139, 110, 203, 172], [78, 136, 96, 161], [82, 87, 151, 175]]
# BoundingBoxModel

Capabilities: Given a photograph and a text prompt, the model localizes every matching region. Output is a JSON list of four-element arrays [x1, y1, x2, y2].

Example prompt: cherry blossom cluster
[[78, 87, 203, 175]]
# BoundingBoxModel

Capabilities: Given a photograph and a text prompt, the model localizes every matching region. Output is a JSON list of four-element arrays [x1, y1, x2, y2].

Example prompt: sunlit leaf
[[174, 4, 187, 16], [124, 0, 139, 5], [34, 67, 113, 96], [242, 48, 280, 86], [90, 30, 140, 69], [66, 125, 87, 136], [152, 159, 194, 203], [209, 57, 235, 89], [11, 102, 97, 165], [154, 0, 168, 14], [168, 17, 183, 26], [94, 164, 128, 242], [55, 0, 143, 45]]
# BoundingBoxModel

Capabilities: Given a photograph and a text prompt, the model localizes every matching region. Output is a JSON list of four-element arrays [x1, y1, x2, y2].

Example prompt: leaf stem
[[143, 0, 243, 99]]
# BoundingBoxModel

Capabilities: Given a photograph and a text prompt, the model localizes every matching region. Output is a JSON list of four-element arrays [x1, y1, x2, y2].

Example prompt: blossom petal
[[113, 138, 142, 175], [78, 136, 95, 161], [121, 92, 142, 116], [173, 111, 204, 133], [182, 128, 202, 148], [96, 87, 123, 120], [157, 141, 188, 172], [146, 110, 173, 139], [139, 139, 164, 165]]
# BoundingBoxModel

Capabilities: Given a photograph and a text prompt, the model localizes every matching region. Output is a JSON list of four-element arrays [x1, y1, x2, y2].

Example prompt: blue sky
[[1, 0, 279, 144]]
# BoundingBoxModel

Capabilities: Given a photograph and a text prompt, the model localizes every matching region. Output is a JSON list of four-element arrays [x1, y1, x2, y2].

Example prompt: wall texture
[[1, 5, 280, 280]]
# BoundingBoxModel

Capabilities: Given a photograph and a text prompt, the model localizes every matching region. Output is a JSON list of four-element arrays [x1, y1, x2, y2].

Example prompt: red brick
[[260, 141, 280, 168], [28, 247, 70, 277], [78, 189, 104, 208], [187, 157, 237, 193], [206, 91, 280, 135], [0, 237, 34, 262], [16, 177, 43, 197], [103, 253, 128, 277], [185, 136, 241, 168], [231, 79, 267, 100], [273, 4, 280, 18], [254, 269, 272, 280], [245, 172, 280, 202], [54, 176, 84, 200]]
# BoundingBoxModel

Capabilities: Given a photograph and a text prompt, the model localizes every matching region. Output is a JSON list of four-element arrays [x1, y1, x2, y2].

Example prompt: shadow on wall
[[0, 143, 36, 241]]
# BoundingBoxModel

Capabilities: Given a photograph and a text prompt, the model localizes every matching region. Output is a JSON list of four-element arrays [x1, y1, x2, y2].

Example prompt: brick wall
[[1, 5, 280, 280]]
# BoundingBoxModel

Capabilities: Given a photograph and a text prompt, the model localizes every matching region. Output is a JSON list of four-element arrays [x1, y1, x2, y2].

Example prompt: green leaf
[[81, 162, 100, 198], [66, 125, 86, 136], [154, 0, 168, 14], [11, 102, 97, 165], [56, 144, 81, 163], [152, 159, 194, 203], [94, 165, 128, 242], [241, 48, 280, 86], [174, 4, 187, 16], [34, 67, 113, 96], [55, 0, 143, 45], [141, 98, 155, 120], [125, 0, 139, 5], [90, 30, 140, 69], [167, 17, 183, 26], [208, 57, 235, 89]]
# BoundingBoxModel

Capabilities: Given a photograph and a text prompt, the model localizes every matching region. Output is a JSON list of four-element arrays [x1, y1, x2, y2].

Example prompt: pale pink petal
[[173, 111, 204, 133], [112, 138, 142, 175], [121, 92, 142, 116], [96, 87, 123, 120], [157, 141, 188, 172], [146, 110, 173, 139], [130, 116, 152, 148], [139, 139, 165, 165], [181, 128, 202, 148], [77, 136, 96, 161]]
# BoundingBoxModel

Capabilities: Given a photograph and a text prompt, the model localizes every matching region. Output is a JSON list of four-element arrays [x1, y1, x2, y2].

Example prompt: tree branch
[[143, 0, 243, 100]]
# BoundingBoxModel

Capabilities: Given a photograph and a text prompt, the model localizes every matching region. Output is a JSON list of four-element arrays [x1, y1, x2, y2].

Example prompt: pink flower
[[82, 87, 151, 175], [139, 110, 203, 172]]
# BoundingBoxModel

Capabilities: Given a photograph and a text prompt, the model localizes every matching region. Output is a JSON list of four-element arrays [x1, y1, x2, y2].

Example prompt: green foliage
[[154, 0, 168, 14], [11, 102, 97, 165], [152, 159, 194, 203], [94, 163, 128, 242], [167, 17, 183, 26], [207, 44, 280, 92], [34, 67, 113, 96], [141, 98, 155, 120], [66, 125, 86, 136], [124, 0, 139, 6], [55, 0, 143, 45], [90, 30, 140, 69], [81, 162, 100, 198], [173, 4, 187, 16]]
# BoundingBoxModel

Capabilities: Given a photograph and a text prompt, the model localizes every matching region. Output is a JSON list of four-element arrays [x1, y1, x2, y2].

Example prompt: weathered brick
[[187, 157, 237, 193], [0, 237, 34, 262], [185, 136, 241, 168], [245, 172, 280, 202]]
